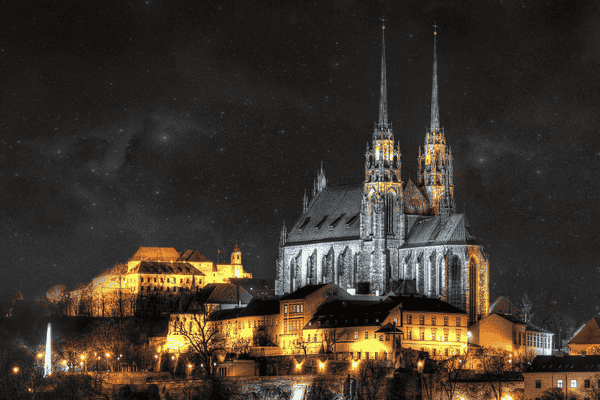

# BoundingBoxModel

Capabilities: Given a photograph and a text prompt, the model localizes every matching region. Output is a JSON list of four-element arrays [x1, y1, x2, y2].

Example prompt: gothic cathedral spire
[[360, 21, 404, 294], [418, 25, 454, 214]]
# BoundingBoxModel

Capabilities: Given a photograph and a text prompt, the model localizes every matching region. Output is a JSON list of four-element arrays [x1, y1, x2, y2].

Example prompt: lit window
[[354, 331, 358, 340], [407, 314, 412, 324], [444, 316, 448, 326], [420, 331, 425, 341], [570, 380, 576, 388], [456, 317, 461, 327], [557, 380, 563, 388], [432, 331, 436, 341], [407, 331, 412, 340], [585, 379, 590, 388], [379, 335, 383, 341], [420, 315, 425, 325], [444, 332, 448, 342], [432, 317, 436, 326], [365, 331, 369, 339]]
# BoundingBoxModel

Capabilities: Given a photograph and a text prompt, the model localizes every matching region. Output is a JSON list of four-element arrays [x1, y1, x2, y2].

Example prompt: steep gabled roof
[[493, 313, 527, 326], [237, 296, 281, 318], [404, 214, 477, 246], [286, 184, 362, 244], [403, 178, 428, 214], [389, 295, 468, 314], [195, 284, 252, 305], [128, 247, 180, 262], [280, 284, 328, 301], [178, 250, 213, 263], [569, 317, 600, 345], [128, 261, 205, 276]]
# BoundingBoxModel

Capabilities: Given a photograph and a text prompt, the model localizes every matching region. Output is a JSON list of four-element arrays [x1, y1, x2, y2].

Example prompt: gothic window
[[469, 257, 477, 323], [448, 255, 462, 309], [386, 194, 394, 235]]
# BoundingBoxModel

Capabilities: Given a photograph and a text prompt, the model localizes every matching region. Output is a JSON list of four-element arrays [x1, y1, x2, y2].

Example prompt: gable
[[403, 179, 428, 215], [569, 318, 600, 345]]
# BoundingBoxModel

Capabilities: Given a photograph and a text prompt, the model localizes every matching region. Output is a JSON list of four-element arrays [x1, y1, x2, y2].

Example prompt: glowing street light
[[37, 353, 43, 359], [13, 366, 19, 374]]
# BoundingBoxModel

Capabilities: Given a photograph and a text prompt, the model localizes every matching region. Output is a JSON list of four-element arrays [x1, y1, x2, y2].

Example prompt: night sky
[[1, 1, 599, 325]]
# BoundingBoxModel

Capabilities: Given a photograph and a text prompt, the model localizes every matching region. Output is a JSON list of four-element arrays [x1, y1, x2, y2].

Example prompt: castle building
[[275, 26, 490, 324], [68, 246, 252, 317]]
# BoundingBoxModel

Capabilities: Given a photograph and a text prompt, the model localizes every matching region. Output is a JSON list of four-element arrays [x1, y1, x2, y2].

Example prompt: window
[[445, 348, 448, 356], [357, 352, 361, 359], [432, 330, 437, 341], [571, 380, 577, 388], [557, 380, 563, 388], [365, 331, 369, 339], [407, 314, 412, 324], [407, 331, 412, 340], [444, 332, 448, 342], [314, 335, 317, 342], [379, 335, 383, 341], [365, 352, 369, 360], [284, 305, 288, 314], [354, 331, 358, 340], [585, 379, 591, 388], [420, 331, 425, 341], [307, 334, 311, 342], [536, 380, 541, 388], [432, 317, 436, 326], [444, 316, 449, 326], [420, 315, 425, 325], [386, 334, 390, 341], [456, 317, 461, 327]]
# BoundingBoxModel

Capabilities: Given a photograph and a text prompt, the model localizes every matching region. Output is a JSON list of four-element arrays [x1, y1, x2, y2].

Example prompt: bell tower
[[360, 22, 404, 293], [417, 26, 454, 214]]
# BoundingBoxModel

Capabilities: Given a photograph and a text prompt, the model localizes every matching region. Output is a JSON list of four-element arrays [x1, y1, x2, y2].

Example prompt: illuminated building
[[568, 317, 600, 355], [275, 26, 489, 324], [302, 295, 468, 359], [523, 355, 600, 399], [468, 313, 553, 357], [67, 246, 252, 317]]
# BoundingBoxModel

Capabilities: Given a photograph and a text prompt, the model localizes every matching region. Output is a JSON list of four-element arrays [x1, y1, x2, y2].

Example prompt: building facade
[[275, 26, 489, 324]]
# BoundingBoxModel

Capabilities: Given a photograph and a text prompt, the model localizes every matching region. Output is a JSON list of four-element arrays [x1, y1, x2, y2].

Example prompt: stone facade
[[275, 28, 490, 324]]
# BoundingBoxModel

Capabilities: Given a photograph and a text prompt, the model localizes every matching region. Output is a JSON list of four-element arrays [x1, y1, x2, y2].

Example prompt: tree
[[173, 304, 227, 377], [475, 347, 515, 400], [541, 387, 565, 400], [46, 284, 68, 315], [322, 328, 338, 353], [520, 292, 534, 323], [427, 352, 472, 400], [355, 359, 391, 400]]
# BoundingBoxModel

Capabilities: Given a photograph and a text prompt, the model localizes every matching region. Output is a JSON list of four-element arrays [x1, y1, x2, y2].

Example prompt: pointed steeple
[[280, 221, 287, 246], [430, 24, 439, 135], [378, 21, 388, 129]]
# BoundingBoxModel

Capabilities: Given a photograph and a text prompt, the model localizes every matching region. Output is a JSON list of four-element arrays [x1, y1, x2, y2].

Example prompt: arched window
[[386, 195, 395, 235], [469, 257, 477, 323], [449, 255, 461, 309]]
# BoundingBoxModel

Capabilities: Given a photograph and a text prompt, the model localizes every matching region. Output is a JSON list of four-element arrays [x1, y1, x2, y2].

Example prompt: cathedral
[[274, 26, 490, 324]]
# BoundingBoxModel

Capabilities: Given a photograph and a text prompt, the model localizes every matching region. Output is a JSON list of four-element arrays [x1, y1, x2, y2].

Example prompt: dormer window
[[299, 218, 311, 231], [315, 215, 328, 230]]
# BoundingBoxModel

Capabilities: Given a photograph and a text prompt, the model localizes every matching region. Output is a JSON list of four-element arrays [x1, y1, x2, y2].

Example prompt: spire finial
[[430, 23, 439, 135], [378, 18, 388, 129]]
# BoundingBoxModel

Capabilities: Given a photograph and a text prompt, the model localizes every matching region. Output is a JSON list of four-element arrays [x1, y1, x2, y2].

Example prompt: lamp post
[[105, 353, 110, 371]]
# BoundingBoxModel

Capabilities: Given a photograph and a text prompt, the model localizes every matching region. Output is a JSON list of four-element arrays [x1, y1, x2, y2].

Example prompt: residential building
[[523, 355, 600, 400]]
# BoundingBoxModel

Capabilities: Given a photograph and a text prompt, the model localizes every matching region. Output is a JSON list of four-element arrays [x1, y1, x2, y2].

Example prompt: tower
[[360, 21, 404, 293], [417, 26, 454, 214]]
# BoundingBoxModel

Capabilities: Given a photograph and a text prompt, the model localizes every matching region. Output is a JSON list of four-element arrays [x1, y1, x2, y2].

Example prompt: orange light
[[105, 353, 110, 358], [188, 364, 192, 369], [37, 353, 43, 359], [13, 367, 19, 373], [295, 363, 301, 370]]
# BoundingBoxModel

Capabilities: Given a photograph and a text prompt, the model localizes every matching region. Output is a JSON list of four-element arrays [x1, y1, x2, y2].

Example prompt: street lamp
[[105, 353, 110, 371], [13, 367, 19, 374]]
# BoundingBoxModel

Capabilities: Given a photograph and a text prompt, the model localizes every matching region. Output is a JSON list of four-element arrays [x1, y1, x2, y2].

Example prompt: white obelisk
[[44, 323, 51, 377]]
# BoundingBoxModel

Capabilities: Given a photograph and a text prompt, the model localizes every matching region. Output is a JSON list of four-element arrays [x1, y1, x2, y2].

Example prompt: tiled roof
[[280, 284, 328, 301], [493, 313, 528, 325], [404, 214, 477, 246], [195, 284, 252, 305], [237, 296, 281, 318], [525, 355, 600, 373], [178, 250, 213, 263], [526, 322, 553, 335], [286, 184, 362, 244], [128, 261, 205, 276], [128, 247, 180, 262], [389, 295, 468, 314], [569, 317, 600, 345], [208, 308, 243, 322]]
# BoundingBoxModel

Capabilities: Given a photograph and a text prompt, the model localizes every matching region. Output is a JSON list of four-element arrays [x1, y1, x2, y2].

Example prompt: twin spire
[[378, 21, 388, 129]]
